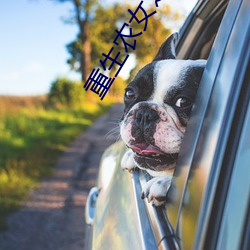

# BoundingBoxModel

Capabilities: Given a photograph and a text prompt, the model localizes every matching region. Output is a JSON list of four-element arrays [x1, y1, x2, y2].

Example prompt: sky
[[0, 0, 197, 96]]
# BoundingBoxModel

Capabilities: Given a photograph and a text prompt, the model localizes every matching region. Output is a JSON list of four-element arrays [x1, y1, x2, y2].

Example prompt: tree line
[[49, 0, 174, 103]]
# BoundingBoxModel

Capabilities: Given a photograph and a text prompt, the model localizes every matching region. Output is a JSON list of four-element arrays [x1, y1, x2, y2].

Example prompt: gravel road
[[0, 103, 124, 250]]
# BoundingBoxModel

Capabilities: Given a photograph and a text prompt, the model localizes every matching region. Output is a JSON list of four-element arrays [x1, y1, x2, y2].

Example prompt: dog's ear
[[153, 32, 179, 61]]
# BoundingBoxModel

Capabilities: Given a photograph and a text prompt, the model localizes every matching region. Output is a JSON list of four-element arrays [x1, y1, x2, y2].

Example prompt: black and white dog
[[120, 33, 206, 206]]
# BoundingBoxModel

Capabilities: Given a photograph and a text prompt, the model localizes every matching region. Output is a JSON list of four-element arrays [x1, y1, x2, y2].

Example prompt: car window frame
[[214, 62, 250, 250], [165, 0, 250, 249], [193, 0, 250, 248], [202, 1, 250, 246]]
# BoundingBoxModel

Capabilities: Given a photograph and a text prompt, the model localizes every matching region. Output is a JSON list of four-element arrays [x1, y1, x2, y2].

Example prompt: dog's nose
[[135, 109, 159, 130]]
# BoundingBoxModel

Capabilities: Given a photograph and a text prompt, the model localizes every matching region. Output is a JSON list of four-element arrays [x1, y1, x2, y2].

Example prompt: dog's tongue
[[130, 143, 163, 155]]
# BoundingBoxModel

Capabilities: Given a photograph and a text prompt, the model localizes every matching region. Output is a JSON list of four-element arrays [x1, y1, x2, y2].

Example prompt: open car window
[[135, 0, 231, 247]]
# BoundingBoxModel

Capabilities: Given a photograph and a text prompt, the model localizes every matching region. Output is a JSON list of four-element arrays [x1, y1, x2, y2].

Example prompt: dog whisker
[[115, 134, 121, 143], [104, 126, 120, 140], [105, 131, 119, 140], [106, 118, 121, 125]]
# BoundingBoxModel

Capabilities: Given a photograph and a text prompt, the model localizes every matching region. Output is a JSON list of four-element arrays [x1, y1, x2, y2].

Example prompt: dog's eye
[[125, 89, 136, 100], [175, 97, 192, 108]]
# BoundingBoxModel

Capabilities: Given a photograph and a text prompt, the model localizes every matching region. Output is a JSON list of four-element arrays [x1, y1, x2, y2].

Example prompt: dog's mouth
[[129, 143, 178, 165]]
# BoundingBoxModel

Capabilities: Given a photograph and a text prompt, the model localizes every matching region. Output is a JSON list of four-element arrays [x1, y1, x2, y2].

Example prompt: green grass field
[[0, 96, 112, 230]]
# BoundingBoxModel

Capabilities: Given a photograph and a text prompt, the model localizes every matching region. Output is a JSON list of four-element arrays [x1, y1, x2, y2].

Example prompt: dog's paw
[[121, 149, 135, 172], [141, 175, 172, 206]]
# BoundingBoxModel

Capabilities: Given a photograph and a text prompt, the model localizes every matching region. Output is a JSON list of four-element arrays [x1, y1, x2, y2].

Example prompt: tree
[[66, 3, 128, 74], [66, 3, 172, 81], [53, 0, 98, 85], [55, 2, 173, 99]]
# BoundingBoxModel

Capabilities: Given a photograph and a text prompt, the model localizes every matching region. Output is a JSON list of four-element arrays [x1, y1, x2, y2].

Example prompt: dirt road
[[0, 103, 123, 250]]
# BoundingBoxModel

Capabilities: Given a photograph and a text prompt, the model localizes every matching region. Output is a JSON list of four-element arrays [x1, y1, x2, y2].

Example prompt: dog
[[120, 33, 206, 206]]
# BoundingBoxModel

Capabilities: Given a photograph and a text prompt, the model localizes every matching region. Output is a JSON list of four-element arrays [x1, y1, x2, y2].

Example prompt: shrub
[[48, 77, 85, 108]]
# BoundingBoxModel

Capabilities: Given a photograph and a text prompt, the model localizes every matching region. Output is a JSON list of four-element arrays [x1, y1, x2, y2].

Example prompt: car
[[85, 0, 250, 249]]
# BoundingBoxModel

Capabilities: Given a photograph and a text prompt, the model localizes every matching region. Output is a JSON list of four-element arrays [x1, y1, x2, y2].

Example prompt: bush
[[48, 77, 85, 108]]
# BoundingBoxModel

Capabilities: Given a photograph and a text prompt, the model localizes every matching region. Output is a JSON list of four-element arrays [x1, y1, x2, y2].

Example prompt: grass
[[0, 95, 112, 230]]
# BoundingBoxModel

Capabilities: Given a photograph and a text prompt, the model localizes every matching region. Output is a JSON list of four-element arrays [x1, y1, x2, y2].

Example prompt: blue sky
[[0, 0, 78, 95], [0, 0, 196, 96]]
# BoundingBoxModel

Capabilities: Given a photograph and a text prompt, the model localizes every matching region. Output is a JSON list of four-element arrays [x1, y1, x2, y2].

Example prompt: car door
[[85, 0, 250, 249]]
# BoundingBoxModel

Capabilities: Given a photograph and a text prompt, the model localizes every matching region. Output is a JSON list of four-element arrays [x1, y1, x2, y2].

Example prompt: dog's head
[[120, 33, 206, 174]]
